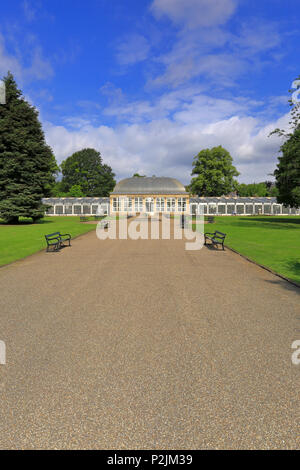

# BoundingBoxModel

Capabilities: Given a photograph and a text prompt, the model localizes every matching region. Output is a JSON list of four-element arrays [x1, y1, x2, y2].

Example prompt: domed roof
[[111, 176, 187, 195]]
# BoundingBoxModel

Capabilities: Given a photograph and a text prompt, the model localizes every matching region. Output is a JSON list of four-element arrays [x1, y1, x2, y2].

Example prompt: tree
[[51, 181, 86, 197], [237, 182, 268, 197], [51, 181, 66, 197], [60, 148, 115, 196], [271, 76, 300, 207], [190, 146, 239, 196], [236, 181, 279, 197], [0, 72, 57, 223], [269, 185, 279, 197], [67, 184, 85, 197], [274, 128, 300, 207], [132, 173, 146, 177]]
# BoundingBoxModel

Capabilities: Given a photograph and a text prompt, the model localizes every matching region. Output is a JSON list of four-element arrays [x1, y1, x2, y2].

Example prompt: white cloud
[[24, 46, 54, 80], [151, 0, 237, 29], [115, 34, 150, 65], [0, 33, 53, 82], [101, 86, 264, 125], [147, 1, 282, 89], [236, 21, 281, 53], [44, 105, 288, 184], [150, 50, 246, 88], [0, 34, 22, 78]]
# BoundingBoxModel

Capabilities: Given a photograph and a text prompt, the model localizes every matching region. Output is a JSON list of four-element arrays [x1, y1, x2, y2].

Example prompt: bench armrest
[[204, 232, 214, 236], [60, 233, 71, 238]]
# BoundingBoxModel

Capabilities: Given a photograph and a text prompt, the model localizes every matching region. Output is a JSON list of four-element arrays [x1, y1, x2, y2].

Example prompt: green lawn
[[194, 216, 300, 285], [0, 216, 98, 266]]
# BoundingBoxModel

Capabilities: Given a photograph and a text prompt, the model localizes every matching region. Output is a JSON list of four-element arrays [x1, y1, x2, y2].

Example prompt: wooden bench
[[207, 216, 215, 223], [80, 216, 88, 222], [45, 232, 71, 252], [204, 230, 226, 250]]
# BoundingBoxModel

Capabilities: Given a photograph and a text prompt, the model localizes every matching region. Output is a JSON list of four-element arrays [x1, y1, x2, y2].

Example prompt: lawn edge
[[225, 244, 300, 289], [0, 227, 96, 269]]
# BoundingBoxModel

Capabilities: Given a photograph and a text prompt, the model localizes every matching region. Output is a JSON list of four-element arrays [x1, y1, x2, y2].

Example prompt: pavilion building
[[110, 176, 189, 214]]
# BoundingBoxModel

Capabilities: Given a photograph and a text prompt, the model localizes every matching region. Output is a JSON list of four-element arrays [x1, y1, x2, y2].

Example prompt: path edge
[[0, 228, 96, 270], [225, 244, 300, 289]]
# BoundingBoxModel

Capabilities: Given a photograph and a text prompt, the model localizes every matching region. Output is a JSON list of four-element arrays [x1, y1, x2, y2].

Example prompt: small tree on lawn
[[0, 72, 57, 223]]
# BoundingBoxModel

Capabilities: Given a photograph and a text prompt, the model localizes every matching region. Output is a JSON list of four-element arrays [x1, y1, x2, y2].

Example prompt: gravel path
[[0, 224, 299, 449]]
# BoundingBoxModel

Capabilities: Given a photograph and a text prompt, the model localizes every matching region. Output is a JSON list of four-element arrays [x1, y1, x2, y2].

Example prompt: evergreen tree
[[0, 72, 57, 223], [60, 148, 115, 196], [190, 146, 239, 196]]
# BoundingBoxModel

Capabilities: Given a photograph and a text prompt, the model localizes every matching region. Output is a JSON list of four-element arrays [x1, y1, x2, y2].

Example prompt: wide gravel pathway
[[0, 221, 299, 449]]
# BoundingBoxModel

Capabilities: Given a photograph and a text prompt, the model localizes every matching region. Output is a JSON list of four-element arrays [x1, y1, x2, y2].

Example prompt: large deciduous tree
[[0, 72, 57, 223], [60, 148, 115, 196], [271, 76, 300, 208], [190, 146, 239, 196]]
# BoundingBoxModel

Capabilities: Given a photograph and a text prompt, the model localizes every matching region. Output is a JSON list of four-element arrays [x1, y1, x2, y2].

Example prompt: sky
[[0, 0, 299, 184]]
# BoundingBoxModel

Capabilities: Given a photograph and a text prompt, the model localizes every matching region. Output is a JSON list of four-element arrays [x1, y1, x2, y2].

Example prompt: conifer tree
[[0, 72, 57, 223]]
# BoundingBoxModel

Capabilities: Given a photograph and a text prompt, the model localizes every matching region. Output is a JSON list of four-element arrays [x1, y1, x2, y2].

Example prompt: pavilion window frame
[[156, 197, 165, 212], [112, 197, 121, 212], [166, 197, 175, 212], [124, 197, 133, 211], [178, 197, 187, 212], [134, 197, 143, 212]]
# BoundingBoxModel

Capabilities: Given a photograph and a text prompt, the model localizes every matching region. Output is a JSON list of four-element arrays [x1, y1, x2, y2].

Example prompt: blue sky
[[0, 0, 299, 183]]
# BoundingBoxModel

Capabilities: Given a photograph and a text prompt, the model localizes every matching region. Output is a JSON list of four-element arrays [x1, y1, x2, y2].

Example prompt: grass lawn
[[0, 216, 98, 266], [194, 216, 300, 285]]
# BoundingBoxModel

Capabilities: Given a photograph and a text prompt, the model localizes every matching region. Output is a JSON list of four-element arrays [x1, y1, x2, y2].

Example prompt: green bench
[[45, 232, 71, 252], [204, 230, 226, 250]]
